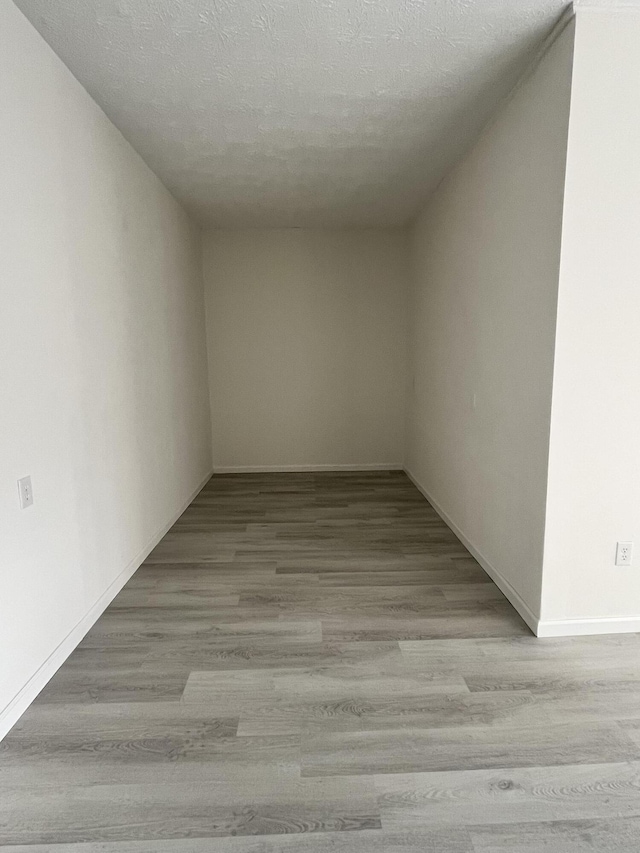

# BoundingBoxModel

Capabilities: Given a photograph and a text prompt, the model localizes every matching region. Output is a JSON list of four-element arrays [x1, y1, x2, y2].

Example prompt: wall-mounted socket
[[17, 475, 34, 509], [616, 541, 633, 566]]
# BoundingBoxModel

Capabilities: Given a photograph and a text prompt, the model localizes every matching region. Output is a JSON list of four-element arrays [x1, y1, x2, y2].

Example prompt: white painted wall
[[203, 229, 408, 471], [540, 8, 640, 632], [0, 0, 212, 736], [405, 22, 575, 628]]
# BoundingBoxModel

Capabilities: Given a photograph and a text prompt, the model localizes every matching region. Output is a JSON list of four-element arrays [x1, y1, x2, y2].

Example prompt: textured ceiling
[[14, 0, 571, 226]]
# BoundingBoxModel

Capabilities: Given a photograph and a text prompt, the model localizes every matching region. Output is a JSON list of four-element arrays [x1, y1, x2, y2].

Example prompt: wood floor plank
[[0, 777, 379, 845], [0, 702, 239, 786], [139, 639, 401, 673], [400, 633, 640, 663], [376, 761, 640, 828], [400, 636, 640, 693], [301, 721, 640, 777], [110, 590, 241, 608], [33, 668, 190, 704], [469, 816, 640, 852], [81, 606, 283, 640], [183, 662, 469, 706], [320, 611, 530, 642], [315, 568, 492, 585], [0, 827, 474, 852], [233, 691, 540, 737]]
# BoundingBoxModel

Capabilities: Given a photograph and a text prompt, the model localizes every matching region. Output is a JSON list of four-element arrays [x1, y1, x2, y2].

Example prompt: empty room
[[3, 0, 640, 849]]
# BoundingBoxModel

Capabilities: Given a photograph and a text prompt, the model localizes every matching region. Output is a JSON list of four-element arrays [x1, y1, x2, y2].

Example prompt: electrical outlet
[[616, 541, 633, 566], [17, 475, 34, 509]]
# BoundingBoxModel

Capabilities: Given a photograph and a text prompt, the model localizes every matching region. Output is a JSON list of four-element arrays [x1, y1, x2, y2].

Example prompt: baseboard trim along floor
[[404, 468, 640, 638], [212, 463, 404, 473], [404, 467, 541, 637], [536, 615, 640, 637], [0, 469, 214, 742]]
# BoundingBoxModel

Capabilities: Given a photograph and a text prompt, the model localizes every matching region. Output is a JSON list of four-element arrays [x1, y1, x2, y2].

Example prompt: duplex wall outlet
[[17, 475, 33, 509], [616, 541, 633, 566]]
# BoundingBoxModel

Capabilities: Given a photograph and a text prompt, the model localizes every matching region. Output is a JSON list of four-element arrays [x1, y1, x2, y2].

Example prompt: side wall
[[0, 1, 212, 736], [405, 21, 575, 629], [540, 8, 640, 634], [203, 229, 408, 471]]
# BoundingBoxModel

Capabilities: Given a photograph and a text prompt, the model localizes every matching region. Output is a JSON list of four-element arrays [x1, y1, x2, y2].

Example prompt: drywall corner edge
[[404, 468, 541, 636], [0, 470, 213, 742]]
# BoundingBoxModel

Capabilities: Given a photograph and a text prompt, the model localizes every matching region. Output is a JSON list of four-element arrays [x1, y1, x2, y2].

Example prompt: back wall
[[203, 229, 408, 471]]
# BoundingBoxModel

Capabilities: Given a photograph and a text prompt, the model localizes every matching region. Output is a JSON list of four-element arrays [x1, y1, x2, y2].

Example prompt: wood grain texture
[[0, 778, 380, 845], [0, 827, 474, 853], [376, 761, 640, 828], [3, 471, 640, 850], [469, 816, 640, 852], [302, 722, 639, 776]]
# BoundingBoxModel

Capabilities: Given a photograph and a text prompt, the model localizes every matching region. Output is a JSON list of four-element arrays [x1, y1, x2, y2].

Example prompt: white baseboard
[[0, 470, 213, 741], [212, 463, 403, 473], [536, 616, 640, 637], [404, 468, 640, 639], [404, 467, 540, 636]]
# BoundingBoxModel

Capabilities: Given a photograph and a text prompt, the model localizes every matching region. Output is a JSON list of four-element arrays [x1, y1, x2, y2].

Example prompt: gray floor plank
[[376, 761, 640, 828], [301, 721, 640, 777], [469, 816, 640, 852], [0, 778, 379, 845], [0, 827, 474, 853]]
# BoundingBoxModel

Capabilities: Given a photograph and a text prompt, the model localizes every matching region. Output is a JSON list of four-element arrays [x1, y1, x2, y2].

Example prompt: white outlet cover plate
[[17, 475, 34, 509], [616, 541, 633, 566]]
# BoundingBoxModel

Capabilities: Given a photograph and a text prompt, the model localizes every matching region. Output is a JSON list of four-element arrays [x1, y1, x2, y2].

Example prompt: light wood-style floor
[[3, 471, 640, 851]]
